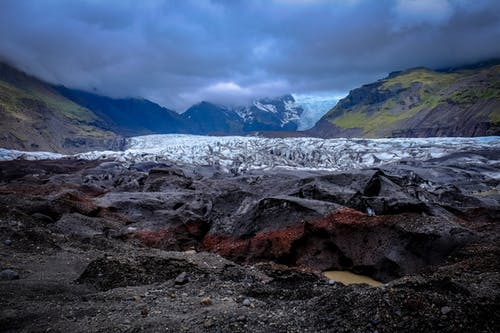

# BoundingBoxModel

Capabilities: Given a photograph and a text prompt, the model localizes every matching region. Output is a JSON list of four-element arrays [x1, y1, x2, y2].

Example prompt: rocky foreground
[[0, 150, 499, 332]]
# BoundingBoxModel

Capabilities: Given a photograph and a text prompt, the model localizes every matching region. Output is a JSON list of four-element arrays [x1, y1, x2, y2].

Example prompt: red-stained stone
[[134, 229, 175, 248], [133, 221, 209, 250], [201, 208, 384, 262], [132, 206, 466, 279]]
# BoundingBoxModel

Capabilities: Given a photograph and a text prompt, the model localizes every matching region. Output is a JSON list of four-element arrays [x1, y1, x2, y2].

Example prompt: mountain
[[235, 94, 304, 132], [180, 95, 304, 135], [0, 62, 121, 153], [181, 101, 244, 135], [0, 62, 305, 152], [2, 59, 498, 154], [55, 86, 189, 136], [309, 62, 500, 138]]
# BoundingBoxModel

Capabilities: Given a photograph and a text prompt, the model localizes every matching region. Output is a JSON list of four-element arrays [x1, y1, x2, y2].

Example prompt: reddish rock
[[202, 208, 472, 282], [134, 220, 209, 250]]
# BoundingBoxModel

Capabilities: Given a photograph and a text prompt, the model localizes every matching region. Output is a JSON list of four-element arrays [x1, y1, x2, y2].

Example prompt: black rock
[[441, 306, 452, 315], [0, 269, 19, 280], [174, 271, 190, 285]]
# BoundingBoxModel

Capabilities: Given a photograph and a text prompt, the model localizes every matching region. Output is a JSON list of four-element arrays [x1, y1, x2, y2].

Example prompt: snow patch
[[254, 101, 278, 113]]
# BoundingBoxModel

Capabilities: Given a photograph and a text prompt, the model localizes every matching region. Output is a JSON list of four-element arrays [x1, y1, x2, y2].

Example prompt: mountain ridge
[[308, 63, 500, 138], [180, 95, 304, 135], [54, 85, 190, 136], [1, 60, 499, 153], [0, 62, 122, 153], [0, 61, 308, 152]]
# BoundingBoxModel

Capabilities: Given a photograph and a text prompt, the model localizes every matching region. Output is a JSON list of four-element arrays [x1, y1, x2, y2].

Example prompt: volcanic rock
[[0, 269, 19, 280], [0, 149, 498, 332], [174, 272, 190, 285]]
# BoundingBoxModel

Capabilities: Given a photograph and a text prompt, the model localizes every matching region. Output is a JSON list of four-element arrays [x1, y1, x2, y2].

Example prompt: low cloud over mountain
[[1, 0, 499, 110]]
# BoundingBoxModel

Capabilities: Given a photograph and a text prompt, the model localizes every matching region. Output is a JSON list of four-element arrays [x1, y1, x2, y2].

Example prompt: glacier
[[293, 93, 344, 130], [2, 135, 499, 176]]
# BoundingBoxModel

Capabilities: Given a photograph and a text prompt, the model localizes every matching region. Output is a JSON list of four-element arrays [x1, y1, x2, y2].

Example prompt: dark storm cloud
[[1, 0, 499, 111]]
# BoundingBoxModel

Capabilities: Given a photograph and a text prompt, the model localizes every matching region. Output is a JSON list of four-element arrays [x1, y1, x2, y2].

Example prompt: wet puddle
[[324, 271, 382, 287]]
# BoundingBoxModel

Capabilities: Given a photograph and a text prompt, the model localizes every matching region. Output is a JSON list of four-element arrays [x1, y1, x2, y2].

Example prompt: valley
[[1, 61, 499, 155]]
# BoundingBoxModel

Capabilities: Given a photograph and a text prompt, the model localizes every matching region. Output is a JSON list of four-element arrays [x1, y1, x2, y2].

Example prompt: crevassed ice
[[2, 135, 499, 174], [0, 148, 64, 161], [293, 93, 343, 130]]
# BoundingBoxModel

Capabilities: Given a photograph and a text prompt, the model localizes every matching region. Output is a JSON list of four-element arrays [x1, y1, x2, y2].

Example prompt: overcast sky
[[1, 0, 499, 111]]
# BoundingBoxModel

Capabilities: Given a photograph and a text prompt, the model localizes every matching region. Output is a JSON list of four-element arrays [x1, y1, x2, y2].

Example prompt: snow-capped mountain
[[180, 95, 304, 134], [235, 94, 304, 131], [4, 135, 499, 176]]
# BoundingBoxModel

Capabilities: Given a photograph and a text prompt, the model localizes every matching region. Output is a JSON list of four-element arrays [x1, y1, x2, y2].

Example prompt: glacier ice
[[0, 148, 64, 161], [293, 93, 344, 130], [2, 135, 498, 175]]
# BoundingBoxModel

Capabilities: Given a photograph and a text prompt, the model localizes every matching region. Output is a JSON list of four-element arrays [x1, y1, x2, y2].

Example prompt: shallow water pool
[[324, 271, 382, 287]]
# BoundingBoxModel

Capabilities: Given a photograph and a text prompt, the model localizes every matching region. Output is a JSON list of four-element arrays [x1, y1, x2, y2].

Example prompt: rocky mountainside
[[235, 94, 304, 132], [310, 62, 500, 138], [181, 101, 245, 135], [180, 95, 304, 135], [0, 62, 122, 153], [55, 86, 190, 137], [0, 62, 306, 151]]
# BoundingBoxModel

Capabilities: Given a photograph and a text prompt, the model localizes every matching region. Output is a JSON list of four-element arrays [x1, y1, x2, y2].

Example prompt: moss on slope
[[319, 63, 500, 137]]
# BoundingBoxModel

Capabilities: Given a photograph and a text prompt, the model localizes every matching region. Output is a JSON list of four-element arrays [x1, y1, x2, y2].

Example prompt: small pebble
[[242, 298, 252, 307], [174, 272, 190, 285], [328, 279, 336, 285], [4, 239, 12, 246], [200, 297, 212, 306], [441, 306, 452, 315]]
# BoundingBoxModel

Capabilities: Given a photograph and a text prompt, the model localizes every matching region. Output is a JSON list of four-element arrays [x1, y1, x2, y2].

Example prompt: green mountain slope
[[0, 62, 121, 153], [310, 63, 500, 138]]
